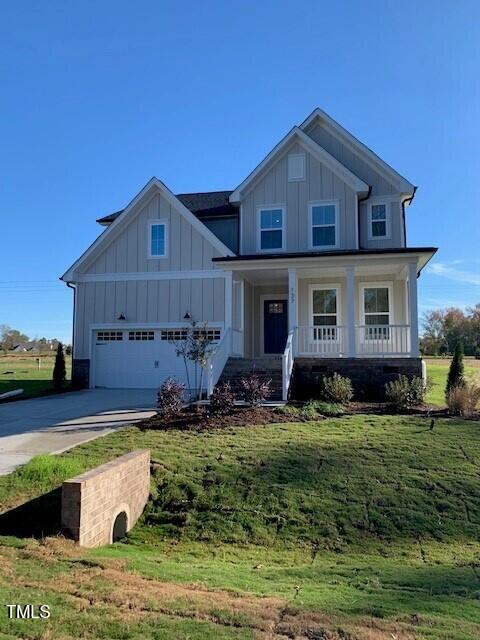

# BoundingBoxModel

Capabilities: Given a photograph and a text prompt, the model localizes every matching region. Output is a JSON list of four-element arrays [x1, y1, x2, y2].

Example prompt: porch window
[[258, 207, 284, 251], [312, 288, 338, 340], [368, 203, 389, 239], [309, 202, 338, 248], [148, 220, 168, 258], [363, 286, 391, 339]]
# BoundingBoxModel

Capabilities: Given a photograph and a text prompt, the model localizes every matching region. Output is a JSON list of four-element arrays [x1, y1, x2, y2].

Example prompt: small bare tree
[[171, 322, 216, 402]]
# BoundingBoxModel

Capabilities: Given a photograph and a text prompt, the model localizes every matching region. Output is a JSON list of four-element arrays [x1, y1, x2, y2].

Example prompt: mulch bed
[[139, 405, 307, 431]]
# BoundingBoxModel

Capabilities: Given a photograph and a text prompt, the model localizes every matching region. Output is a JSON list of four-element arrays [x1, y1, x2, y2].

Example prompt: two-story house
[[62, 108, 436, 400]]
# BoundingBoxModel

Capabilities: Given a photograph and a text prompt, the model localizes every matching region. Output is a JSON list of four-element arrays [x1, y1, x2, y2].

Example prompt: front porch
[[209, 251, 430, 400]]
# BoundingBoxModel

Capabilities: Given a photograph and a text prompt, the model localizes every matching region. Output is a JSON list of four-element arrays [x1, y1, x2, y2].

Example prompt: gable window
[[362, 284, 392, 339], [257, 207, 285, 251], [148, 220, 168, 258], [311, 286, 339, 340], [309, 202, 338, 249], [368, 203, 389, 239]]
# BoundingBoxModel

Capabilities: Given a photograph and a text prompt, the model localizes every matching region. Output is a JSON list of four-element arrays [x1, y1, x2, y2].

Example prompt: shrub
[[52, 342, 66, 390], [301, 399, 345, 418], [209, 382, 236, 415], [447, 384, 480, 417], [320, 373, 353, 404], [385, 375, 426, 409], [240, 374, 271, 406], [445, 342, 465, 400], [157, 377, 185, 418]]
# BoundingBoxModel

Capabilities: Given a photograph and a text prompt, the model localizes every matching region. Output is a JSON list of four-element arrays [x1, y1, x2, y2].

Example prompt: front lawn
[[0, 354, 72, 400], [1, 414, 480, 639]]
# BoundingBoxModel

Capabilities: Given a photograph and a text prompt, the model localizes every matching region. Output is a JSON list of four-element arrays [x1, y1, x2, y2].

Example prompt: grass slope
[[1, 415, 480, 639], [0, 354, 72, 400]]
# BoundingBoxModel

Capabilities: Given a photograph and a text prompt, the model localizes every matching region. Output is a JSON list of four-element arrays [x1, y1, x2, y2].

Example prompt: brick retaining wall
[[61, 450, 150, 548]]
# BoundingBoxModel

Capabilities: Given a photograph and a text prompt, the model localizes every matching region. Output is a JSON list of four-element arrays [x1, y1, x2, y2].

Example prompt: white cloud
[[427, 262, 480, 286]]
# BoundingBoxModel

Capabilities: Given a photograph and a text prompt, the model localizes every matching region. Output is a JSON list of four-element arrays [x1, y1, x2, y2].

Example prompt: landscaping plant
[[209, 382, 235, 415], [52, 342, 66, 390], [385, 375, 426, 409], [447, 383, 480, 417], [320, 372, 353, 404], [445, 341, 465, 400], [240, 373, 271, 406], [157, 377, 185, 418]]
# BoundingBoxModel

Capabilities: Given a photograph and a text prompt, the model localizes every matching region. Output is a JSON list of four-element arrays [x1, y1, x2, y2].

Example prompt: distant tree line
[[420, 304, 480, 356], [0, 324, 71, 356]]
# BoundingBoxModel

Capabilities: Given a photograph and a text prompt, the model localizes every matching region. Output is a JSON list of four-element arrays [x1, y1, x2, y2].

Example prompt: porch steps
[[217, 357, 283, 401]]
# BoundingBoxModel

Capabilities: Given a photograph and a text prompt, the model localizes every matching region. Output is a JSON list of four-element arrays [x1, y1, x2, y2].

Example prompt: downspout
[[401, 186, 417, 248], [357, 186, 372, 249], [66, 281, 76, 384]]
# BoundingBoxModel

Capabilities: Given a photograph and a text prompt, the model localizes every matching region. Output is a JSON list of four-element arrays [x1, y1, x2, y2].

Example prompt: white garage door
[[93, 328, 220, 390]]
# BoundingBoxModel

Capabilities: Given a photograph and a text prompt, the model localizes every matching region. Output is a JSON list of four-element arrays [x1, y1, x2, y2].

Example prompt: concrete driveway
[[0, 389, 157, 475]]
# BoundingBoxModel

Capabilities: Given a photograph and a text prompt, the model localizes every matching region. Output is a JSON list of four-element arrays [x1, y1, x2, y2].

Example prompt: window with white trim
[[258, 207, 284, 251], [312, 288, 338, 340], [148, 221, 168, 258], [369, 203, 388, 239], [310, 202, 337, 248], [363, 286, 390, 339]]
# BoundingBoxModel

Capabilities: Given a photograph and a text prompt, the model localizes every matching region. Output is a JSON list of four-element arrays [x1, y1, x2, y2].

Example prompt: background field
[[424, 357, 480, 406], [0, 354, 72, 400], [1, 414, 480, 639]]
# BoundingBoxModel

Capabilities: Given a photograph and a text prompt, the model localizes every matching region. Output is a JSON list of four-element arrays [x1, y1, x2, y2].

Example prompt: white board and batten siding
[[304, 122, 407, 249], [70, 188, 228, 389]]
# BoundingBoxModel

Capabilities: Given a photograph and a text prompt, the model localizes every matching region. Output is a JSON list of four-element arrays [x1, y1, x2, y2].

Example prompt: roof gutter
[[401, 186, 417, 247]]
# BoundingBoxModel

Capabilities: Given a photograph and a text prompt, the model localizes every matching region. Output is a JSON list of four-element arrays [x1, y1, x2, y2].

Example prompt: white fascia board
[[71, 269, 226, 284], [61, 178, 234, 282], [300, 108, 415, 195], [229, 127, 368, 203]]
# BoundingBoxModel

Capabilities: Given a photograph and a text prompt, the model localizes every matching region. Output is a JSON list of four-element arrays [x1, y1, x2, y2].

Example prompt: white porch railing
[[282, 329, 295, 401], [355, 324, 411, 356], [206, 328, 231, 396], [297, 325, 348, 357]]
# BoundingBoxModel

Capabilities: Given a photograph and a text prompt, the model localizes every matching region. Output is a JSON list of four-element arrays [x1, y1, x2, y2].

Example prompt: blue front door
[[263, 299, 288, 354]]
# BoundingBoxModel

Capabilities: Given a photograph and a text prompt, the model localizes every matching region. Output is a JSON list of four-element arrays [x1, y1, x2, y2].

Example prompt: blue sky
[[1, 0, 479, 343]]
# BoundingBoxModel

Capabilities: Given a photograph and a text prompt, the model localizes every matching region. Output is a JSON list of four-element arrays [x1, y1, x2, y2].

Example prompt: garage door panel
[[93, 329, 202, 390]]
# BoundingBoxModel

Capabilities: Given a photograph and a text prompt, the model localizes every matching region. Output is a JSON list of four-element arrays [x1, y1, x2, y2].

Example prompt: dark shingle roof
[[96, 190, 236, 225]]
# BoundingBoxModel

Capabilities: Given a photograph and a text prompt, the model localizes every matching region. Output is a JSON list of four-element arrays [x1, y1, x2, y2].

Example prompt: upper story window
[[368, 203, 390, 239], [257, 206, 285, 252], [148, 220, 168, 258], [309, 201, 338, 249]]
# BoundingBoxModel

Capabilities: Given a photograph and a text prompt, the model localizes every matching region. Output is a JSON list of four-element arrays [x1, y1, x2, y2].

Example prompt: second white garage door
[[93, 328, 220, 390]]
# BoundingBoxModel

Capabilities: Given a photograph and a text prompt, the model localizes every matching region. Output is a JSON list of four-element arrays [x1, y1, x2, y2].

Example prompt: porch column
[[408, 262, 420, 357], [288, 268, 298, 353], [224, 270, 233, 353], [346, 266, 356, 357]]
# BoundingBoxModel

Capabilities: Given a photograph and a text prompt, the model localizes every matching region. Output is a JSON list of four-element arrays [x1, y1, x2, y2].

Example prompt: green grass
[[425, 357, 480, 406], [0, 354, 72, 400], [1, 415, 480, 638]]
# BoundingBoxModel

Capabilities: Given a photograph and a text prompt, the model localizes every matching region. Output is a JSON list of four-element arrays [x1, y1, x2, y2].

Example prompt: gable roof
[[97, 190, 236, 225], [300, 108, 415, 194], [61, 178, 234, 281], [229, 127, 369, 203]]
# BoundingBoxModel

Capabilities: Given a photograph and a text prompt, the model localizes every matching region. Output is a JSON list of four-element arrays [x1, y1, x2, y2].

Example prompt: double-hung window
[[148, 220, 168, 258], [310, 202, 338, 249], [258, 207, 284, 251], [369, 203, 389, 239], [311, 287, 339, 341], [362, 285, 391, 340]]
